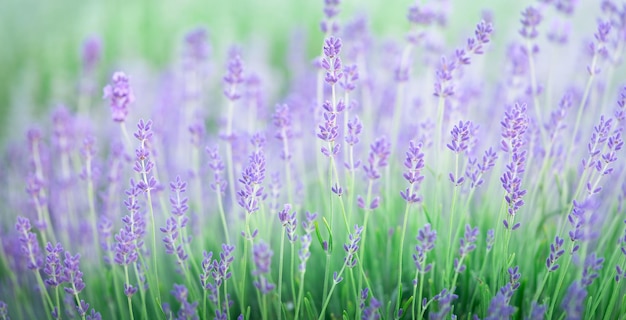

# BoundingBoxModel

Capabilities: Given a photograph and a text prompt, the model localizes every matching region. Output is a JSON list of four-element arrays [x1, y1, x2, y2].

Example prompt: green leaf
[[323, 217, 333, 253], [314, 221, 325, 251], [401, 296, 414, 319]]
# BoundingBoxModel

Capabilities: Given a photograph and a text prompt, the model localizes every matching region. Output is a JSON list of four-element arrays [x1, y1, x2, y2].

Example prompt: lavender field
[[1, 0, 625, 319]]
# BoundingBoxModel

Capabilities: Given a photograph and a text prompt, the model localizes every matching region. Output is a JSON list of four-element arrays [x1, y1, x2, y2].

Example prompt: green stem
[[318, 265, 347, 320], [277, 231, 286, 320], [124, 265, 135, 320], [395, 203, 412, 313]]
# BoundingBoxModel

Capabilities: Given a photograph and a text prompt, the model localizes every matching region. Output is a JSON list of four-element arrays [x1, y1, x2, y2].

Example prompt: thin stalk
[[547, 244, 575, 319], [294, 270, 307, 320], [394, 203, 412, 313], [132, 263, 148, 319], [356, 180, 374, 299], [321, 253, 332, 311], [124, 265, 135, 320], [85, 157, 100, 258], [290, 243, 297, 311], [318, 264, 348, 320], [35, 272, 53, 318], [277, 231, 286, 320], [216, 186, 230, 244]]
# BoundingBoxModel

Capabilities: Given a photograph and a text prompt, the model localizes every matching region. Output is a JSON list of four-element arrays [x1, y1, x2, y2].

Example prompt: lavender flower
[[298, 212, 317, 272], [343, 224, 364, 268], [252, 241, 275, 294], [434, 20, 493, 97], [103, 72, 134, 123], [447, 121, 472, 154], [361, 291, 381, 320], [199, 251, 214, 298], [485, 284, 516, 320], [546, 236, 565, 272], [161, 176, 190, 270], [429, 288, 458, 320], [581, 253, 604, 287], [133, 120, 158, 194], [413, 224, 436, 273], [486, 229, 495, 252], [340, 64, 358, 92], [278, 204, 298, 242], [466, 148, 498, 189], [519, 7, 542, 39], [401, 141, 425, 203], [214, 244, 235, 288], [183, 27, 210, 68], [43, 242, 65, 287], [344, 116, 363, 164], [223, 52, 245, 101], [322, 37, 344, 85], [561, 281, 586, 320], [455, 224, 479, 273], [0, 301, 8, 320], [526, 302, 546, 320], [321, 0, 341, 34], [500, 102, 529, 230], [171, 284, 199, 320], [63, 252, 86, 296], [237, 136, 266, 214], [318, 110, 340, 157], [206, 146, 227, 194], [273, 104, 293, 160], [617, 220, 626, 282], [82, 36, 101, 74], [363, 137, 391, 181], [448, 121, 472, 185], [15, 216, 42, 270], [567, 200, 587, 253]]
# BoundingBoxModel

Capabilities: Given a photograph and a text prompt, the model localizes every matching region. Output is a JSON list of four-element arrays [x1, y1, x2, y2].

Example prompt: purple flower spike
[[500, 102, 529, 225], [345, 116, 363, 148], [546, 236, 565, 272], [223, 51, 245, 101], [0, 301, 8, 320], [183, 27, 210, 67], [429, 288, 458, 320], [278, 204, 298, 242], [363, 137, 391, 180], [103, 72, 134, 123], [581, 253, 604, 287], [44, 242, 65, 287], [322, 37, 344, 85], [447, 121, 472, 154], [519, 7, 542, 39], [171, 284, 199, 320], [561, 281, 586, 320], [343, 224, 364, 268], [82, 36, 102, 74], [459, 224, 479, 256], [252, 241, 274, 294], [63, 252, 86, 295], [15, 216, 43, 270], [414, 224, 436, 273], [527, 302, 546, 320], [401, 141, 425, 203]]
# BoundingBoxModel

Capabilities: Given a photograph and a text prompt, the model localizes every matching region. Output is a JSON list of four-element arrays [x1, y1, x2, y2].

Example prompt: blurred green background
[[0, 0, 555, 145]]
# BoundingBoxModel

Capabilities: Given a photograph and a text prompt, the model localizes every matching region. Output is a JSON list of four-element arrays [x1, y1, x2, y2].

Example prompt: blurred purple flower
[[171, 284, 199, 320], [15, 216, 42, 270], [103, 72, 134, 123]]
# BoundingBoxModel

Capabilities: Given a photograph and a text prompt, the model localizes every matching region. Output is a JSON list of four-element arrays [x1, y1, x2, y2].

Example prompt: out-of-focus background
[[0, 0, 597, 146]]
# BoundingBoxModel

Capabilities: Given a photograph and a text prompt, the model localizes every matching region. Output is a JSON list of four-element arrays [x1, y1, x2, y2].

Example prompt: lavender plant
[[1, 0, 626, 319]]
